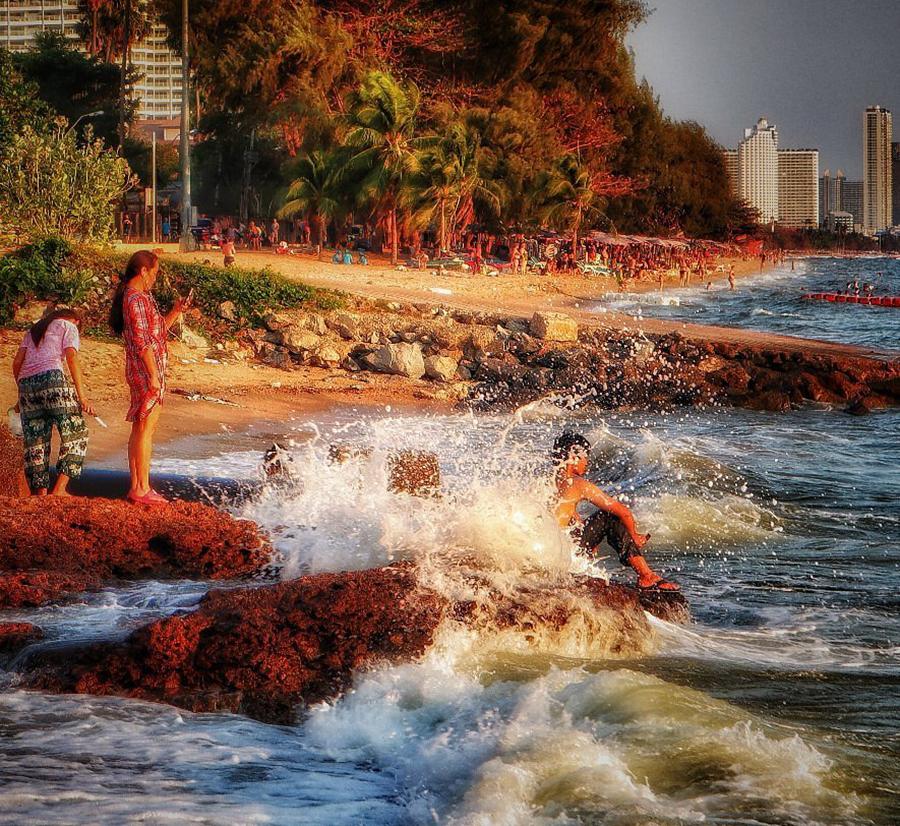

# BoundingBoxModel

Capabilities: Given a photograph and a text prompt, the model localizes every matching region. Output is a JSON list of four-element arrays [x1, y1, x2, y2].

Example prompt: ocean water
[[1, 401, 898, 825], [590, 256, 900, 353]]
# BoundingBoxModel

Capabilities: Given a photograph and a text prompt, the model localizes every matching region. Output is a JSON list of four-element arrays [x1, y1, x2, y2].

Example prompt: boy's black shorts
[[570, 510, 640, 566]]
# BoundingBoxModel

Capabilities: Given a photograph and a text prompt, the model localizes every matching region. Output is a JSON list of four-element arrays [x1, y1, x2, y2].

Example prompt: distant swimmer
[[552, 432, 679, 591], [728, 265, 736, 291]]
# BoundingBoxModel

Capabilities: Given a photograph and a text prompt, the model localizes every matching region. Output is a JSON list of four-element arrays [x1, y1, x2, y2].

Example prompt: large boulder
[[280, 327, 321, 356], [24, 564, 688, 723], [327, 311, 361, 340], [424, 354, 459, 383], [530, 311, 579, 342], [179, 325, 208, 351], [364, 342, 426, 379], [0, 497, 270, 607]]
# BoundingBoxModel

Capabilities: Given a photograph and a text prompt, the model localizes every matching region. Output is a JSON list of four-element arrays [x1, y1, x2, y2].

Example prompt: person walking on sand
[[728, 265, 736, 291], [221, 235, 236, 267], [12, 308, 95, 496], [552, 432, 679, 591], [110, 250, 192, 505]]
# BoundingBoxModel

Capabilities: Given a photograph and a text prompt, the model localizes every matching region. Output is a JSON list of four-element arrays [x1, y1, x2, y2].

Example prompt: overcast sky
[[627, 0, 900, 178]]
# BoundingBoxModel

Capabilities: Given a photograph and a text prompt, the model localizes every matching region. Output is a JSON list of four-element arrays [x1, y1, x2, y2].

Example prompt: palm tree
[[344, 71, 430, 265], [278, 150, 344, 255], [535, 154, 620, 256], [415, 122, 499, 254]]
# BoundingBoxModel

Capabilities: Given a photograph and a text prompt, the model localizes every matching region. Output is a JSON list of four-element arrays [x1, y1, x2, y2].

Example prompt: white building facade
[[778, 149, 819, 229], [738, 118, 780, 224], [863, 105, 893, 232], [1, 0, 182, 122]]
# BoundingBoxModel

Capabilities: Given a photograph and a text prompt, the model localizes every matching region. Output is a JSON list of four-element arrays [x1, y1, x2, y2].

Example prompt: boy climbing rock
[[553, 431, 679, 591]]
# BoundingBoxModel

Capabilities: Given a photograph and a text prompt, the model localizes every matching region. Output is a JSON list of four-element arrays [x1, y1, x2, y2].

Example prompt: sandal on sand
[[638, 579, 680, 592]]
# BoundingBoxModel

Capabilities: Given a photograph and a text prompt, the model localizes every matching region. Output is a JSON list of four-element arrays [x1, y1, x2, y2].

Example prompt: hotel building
[[778, 149, 819, 229], [1, 0, 182, 122], [738, 118, 780, 224], [863, 106, 893, 232], [722, 149, 739, 197], [892, 142, 900, 227]]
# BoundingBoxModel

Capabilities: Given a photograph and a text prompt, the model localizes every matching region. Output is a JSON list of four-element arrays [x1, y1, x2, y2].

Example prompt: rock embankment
[[467, 312, 900, 413], [226, 302, 899, 414], [0, 496, 270, 607], [24, 563, 688, 724]]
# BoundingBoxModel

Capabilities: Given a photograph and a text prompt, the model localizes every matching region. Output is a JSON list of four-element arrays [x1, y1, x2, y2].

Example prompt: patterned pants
[[18, 370, 88, 491]]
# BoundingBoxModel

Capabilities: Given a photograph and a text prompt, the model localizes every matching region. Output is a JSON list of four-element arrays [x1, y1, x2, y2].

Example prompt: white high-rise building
[[863, 105, 893, 232], [778, 149, 819, 229], [738, 117, 779, 224], [1, 0, 182, 122]]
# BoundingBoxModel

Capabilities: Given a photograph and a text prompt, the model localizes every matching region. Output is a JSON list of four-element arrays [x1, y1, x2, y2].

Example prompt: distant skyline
[[627, 0, 900, 179]]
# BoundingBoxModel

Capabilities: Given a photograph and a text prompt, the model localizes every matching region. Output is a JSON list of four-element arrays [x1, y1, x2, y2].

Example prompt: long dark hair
[[109, 250, 159, 336], [30, 308, 81, 347]]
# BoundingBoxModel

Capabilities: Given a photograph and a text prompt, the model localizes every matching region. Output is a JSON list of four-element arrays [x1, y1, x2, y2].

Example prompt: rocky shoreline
[[235, 301, 899, 415]]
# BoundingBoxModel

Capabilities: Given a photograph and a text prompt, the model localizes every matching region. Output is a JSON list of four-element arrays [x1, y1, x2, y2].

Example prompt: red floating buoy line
[[802, 292, 900, 308]]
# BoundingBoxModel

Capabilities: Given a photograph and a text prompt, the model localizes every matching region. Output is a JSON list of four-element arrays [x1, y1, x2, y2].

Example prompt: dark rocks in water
[[460, 325, 900, 415], [748, 390, 793, 413], [0, 496, 270, 607], [0, 622, 44, 659], [386, 451, 441, 498], [23, 564, 690, 724]]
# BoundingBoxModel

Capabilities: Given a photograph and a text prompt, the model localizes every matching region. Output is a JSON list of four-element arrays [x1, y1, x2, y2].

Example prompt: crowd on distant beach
[[163, 211, 753, 290]]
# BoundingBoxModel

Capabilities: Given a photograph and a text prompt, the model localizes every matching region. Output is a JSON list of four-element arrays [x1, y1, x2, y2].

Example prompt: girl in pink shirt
[[12, 308, 95, 495]]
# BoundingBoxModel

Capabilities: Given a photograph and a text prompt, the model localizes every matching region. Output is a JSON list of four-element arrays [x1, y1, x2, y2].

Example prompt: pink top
[[18, 319, 80, 380]]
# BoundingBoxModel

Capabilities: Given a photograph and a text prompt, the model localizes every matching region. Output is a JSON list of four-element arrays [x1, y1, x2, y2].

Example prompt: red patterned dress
[[123, 287, 168, 422]]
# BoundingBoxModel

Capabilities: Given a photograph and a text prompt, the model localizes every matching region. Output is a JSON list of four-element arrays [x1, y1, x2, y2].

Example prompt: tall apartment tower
[[892, 142, 900, 226], [833, 169, 846, 216], [778, 150, 819, 228], [819, 169, 831, 223], [722, 149, 740, 196], [842, 180, 864, 230], [0, 0, 182, 122], [738, 118, 779, 224], [863, 106, 893, 232]]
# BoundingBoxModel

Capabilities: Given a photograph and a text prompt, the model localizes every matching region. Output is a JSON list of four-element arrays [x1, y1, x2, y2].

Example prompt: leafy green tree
[[535, 153, 629, 252], [278, 149, 345, 249], [345, 71, 430, 263], [122, 137, 180, 186], [0, 49, 52, 148], [0, 123, 135, 243], [13, 32, 135, 147], [414, 120, 498, 251]]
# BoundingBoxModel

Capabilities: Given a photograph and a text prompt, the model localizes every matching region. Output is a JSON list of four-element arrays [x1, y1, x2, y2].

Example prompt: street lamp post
[[68, 110, 104, 134], [179, 0, 195, 252]]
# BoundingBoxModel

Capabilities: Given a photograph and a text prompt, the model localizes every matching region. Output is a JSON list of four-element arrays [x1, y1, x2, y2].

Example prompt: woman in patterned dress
[[12, 308, 95, 495], [109, 250, 192, 505]]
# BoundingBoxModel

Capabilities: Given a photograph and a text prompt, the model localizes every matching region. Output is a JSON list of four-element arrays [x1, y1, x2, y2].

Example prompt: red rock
[[0, 621, 44, 656], [748, 390, 792, 413], [0, 496, 269, 606], [24, 564, 689, 723], [0, 570, 98, 608]]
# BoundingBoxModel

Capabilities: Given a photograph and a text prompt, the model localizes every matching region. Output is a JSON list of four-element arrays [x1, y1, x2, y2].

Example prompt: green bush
[[0, 235, 93, 322], [156, 260, 342, 325]]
